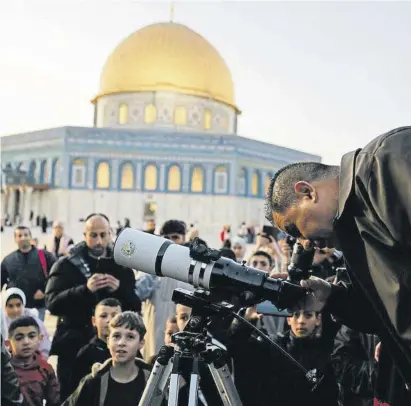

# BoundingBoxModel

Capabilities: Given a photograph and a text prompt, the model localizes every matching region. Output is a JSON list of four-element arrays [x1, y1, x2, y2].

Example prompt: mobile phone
[[256, 301, 292, 317]]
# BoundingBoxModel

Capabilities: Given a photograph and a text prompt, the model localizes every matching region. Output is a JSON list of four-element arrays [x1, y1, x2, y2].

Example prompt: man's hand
[[87, 274, 108, 293], [102, 274, 120, 292], [300, 276, 332, 312], [33, 289, 45, 300], [269, 272, 288, 279], [245, 306, 263, 321]]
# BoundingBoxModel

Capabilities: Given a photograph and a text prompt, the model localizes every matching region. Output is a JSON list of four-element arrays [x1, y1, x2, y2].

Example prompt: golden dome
[[93, 22, 238, 111]]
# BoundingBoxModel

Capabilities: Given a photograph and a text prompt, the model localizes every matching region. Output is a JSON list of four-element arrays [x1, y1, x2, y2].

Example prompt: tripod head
[[171, 288, 235, 341]]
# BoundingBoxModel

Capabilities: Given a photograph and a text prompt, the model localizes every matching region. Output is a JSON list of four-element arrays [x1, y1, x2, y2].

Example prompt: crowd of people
[[1, 209, 409, 405]]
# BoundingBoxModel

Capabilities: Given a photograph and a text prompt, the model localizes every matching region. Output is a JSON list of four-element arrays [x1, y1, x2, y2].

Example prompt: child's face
[[287, 310, 321, 338], [92, 305, 122, 342], [108, 326, 142, 365], [8, 326, 41, 359], [233, 244, 245, 259], [176, 305, 192, 332], [164, 321, 178, 345], [6, 298, 24, 320]]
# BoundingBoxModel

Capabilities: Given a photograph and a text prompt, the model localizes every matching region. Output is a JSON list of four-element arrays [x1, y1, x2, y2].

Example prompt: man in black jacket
[[45, 213, 141, 401], [1, 226, 56, 320], [265, 126, 411, 402]]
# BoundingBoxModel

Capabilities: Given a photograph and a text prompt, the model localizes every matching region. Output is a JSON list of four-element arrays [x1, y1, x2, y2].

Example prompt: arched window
[[264, 173, 272, 195], [191, 167, 204, 192], [71, 158, 86, 187], [214, 166, 228, 194], [96, 161, 111, 189], [144, 104, 157, 124], [174, 106, 187, 125], [40, 160, 50, 184], [204, 109, 212, 130], [120, 163, 134, 189], [53, 159, 61, 187], [144, 164, 158, 190], [251, 170, 261, 196], [118, 103, 128, 124], [167, 165, 181, 191], [237, 168, 247, 196]]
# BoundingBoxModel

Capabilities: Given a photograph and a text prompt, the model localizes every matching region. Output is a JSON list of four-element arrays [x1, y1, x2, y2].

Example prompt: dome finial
[[169, 1, 175, 22]]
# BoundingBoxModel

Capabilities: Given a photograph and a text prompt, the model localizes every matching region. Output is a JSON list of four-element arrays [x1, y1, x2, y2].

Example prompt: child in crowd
[[149, 315, 179, 366], [164, 315, 178, 346], [63, 311, 150, 406], [6, 316, 60, 406], [4, 288, 51, 359], [69, 298, 122, 392]]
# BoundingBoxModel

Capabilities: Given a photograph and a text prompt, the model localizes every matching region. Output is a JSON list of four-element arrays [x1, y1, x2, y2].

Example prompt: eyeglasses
[[251, 260, 270, 268], [163, 234, 183, 241]]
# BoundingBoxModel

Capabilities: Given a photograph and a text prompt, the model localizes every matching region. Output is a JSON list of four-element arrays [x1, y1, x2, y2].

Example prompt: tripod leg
[[208, 363, 243, 406], [139, 346, 174, 406], [168, 353, 182, 406], [187, 357, 200, 406]]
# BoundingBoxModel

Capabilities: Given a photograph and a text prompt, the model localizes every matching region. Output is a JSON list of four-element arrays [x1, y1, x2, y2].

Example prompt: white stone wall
[[38, 189, 266, 248], [95, 92, 237, 135]]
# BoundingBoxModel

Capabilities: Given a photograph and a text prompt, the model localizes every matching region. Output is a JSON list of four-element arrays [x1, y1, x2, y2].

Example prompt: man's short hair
[[96, 298, 122, 310], [14, 226, 31, 237], [265, 162, 339, 222], [250, 250, 273, 266], [8, 316, 39, 337], [160, 220, 186, 236], [109, 311, 146, 338], [85, 213, 110, 223]]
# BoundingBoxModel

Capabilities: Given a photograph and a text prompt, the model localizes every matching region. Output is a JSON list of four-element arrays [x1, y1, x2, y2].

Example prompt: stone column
[[8, 188, 16, 221], [35, 191, 43, 219], [2, 187, 9, 222], [111, 159, 119, 189], [18, 187, 25, 225], [182, 163, 190, 192], [206, 164, 213, 194], [159, 163, 166, 191], [136, 162, 142, 191], [23, 187, 33, 226]]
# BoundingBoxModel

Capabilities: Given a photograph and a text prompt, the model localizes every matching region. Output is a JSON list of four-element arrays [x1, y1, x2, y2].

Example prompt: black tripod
[[139, 289, 243, 406]]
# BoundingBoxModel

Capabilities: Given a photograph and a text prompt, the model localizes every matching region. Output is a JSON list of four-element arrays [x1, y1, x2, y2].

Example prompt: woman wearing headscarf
[[3, 288, 51, 359]]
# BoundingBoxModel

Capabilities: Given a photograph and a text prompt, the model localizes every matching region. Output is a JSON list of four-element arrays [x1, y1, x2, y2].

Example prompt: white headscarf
[[4, 287, 26, 307]]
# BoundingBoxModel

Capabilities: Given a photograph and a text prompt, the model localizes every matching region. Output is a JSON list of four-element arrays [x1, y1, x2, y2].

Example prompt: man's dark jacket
[[227, 321, 339, 406], [45, 241, 141, 357], [62, 358, 151, 406], [69, 336, 110, 394], [332, 325, 379, 406], [329, 126, 411, 386], [1, 247, 56, 308]]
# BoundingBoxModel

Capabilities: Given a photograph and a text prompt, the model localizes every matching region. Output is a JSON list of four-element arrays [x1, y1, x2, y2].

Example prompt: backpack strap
[[38, 249, 48, 278]]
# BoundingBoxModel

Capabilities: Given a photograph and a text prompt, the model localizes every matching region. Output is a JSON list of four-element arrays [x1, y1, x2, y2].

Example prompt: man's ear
[[92, 316, 96, 327], [316, 313, 322, 327], [294, 181, 316, 201], [5, 339, 11, 349], [286, 317, 292, 326]]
